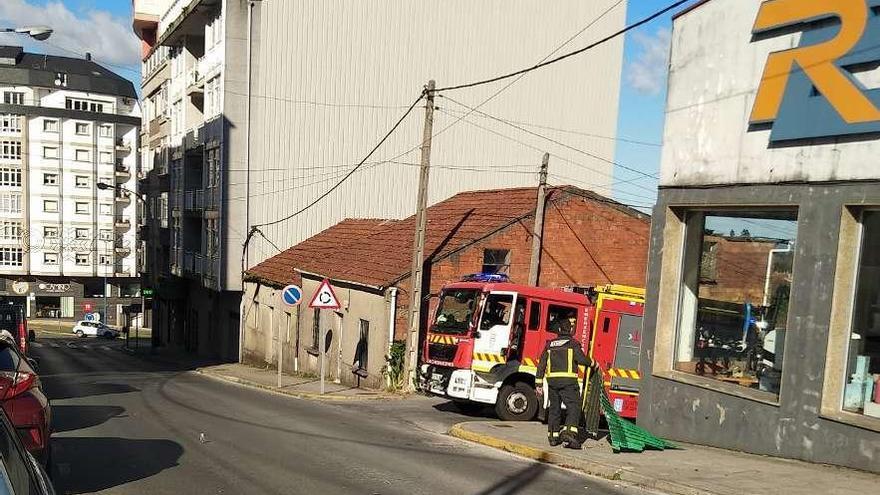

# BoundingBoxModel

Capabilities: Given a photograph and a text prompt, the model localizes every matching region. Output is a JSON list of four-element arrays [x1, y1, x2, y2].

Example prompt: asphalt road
[[31, 331, 650, 495]]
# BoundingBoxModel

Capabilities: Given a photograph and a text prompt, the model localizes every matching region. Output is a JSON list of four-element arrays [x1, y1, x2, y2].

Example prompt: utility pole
[[528, 153, 550, 286], [406, 80, 436, 386]]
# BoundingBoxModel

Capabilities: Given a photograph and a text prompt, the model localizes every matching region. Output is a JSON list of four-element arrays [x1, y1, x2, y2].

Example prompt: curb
[[194, 368, 406, 402], [448, 423, 714, 495]]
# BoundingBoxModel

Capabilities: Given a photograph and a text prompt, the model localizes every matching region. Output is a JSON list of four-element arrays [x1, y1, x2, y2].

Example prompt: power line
[[435, 107, 659, 195], [251, 91, 426, 230], [438, 106, 662, 148], [434, 0, 691, 92], [440, 94, 660, 181]]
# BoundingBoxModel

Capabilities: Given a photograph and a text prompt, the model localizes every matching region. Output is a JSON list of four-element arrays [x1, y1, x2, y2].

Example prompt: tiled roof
[[245, 186, 645, 289]]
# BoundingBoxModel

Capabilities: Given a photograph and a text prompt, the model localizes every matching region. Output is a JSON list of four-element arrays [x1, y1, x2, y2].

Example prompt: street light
[[97, 182, 147, 351], [0, 26, 53, 41]]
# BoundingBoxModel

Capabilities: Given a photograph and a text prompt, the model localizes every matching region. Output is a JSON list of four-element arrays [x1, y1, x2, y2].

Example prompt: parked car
[[0, 405, 54, 494], [0, 334, 51, 468], [71, 321, 119, 339]]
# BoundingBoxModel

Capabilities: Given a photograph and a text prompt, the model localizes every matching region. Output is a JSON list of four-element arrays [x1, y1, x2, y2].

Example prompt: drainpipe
[[762, 244, 793, 308], [240, 0, 258, 363], [388, 287, 398, 349]]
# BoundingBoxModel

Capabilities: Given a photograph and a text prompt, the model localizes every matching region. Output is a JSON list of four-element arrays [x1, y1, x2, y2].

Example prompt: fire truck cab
[[420, 277, 645, 422]]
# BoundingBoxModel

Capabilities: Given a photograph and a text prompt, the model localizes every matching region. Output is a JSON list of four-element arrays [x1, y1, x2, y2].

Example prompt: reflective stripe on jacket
[[535, 337, 591, 385]]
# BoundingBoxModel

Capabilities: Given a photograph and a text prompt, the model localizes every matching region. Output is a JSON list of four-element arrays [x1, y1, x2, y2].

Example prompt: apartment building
[[133, 0, 626, 360], [0, 46, 141, 326]]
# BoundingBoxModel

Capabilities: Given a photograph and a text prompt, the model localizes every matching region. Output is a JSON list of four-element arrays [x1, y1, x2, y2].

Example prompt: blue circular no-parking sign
[[281, 285, 303, 307]]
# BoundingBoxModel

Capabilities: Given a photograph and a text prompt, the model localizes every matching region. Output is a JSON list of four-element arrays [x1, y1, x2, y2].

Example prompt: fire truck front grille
[[428, 343, 457, 362]]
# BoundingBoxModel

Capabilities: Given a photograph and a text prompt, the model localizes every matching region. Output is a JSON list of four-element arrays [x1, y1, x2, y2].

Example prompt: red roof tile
[[245, 186, 646, 289]]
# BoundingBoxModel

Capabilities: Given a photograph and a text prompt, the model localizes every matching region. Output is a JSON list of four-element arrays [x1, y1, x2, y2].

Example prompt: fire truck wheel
[[496, 381, 538, 421]]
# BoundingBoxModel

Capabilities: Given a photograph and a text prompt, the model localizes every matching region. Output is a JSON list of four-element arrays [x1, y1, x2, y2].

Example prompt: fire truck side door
[[608, 313, 643, 392], [473, 292, 516, 358]]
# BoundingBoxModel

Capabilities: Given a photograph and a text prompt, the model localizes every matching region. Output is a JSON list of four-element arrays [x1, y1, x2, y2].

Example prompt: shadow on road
[[51, 405, 126, 433], [474, 463, 548, 495], [52, 437, 183, 494], [433, 400, 497, 419], [42, 381, 141, 401]]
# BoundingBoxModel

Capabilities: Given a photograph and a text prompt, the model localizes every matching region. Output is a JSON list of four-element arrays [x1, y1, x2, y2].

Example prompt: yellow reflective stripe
[[520, 366, 537, 374], [547, 371, 578, 378], [567, 349, 573, 374], [606, 368, 642, 379], [546, 350, 552, 374]]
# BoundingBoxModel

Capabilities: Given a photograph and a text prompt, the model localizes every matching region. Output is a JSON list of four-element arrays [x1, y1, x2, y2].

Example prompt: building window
[[0, 193, 21, 213], [0, 115, 21, 133], [43, 226, 58, 239], [99, 203, 112, 215], [43, 200, 58, 213], [0, 167, 21, 187], [2, 92, 24, 105], [75, 175, 89, 188], [159, 192, 169, 228], [674, 210, 798, 398], [54, 72, 68, 87], [43, 173, 58, 186], [75, 122, 90, 135], [0, 247, 22, 266], [843, 210, 880, 419], [482, 249, 511, 275], [75, 228, 90, 239], [43, 146, 58, 159], [43, 119, 58, 133], [75, 149, 90, 162], [99, 152, 113, 164], [43, 252, 59, 265], [0, 221, 21, 241], [98, 229, 113, 241], [0, 141, 21, 160], [528, 301, 542, 331], [75, 202, 89, 214], [99, 125, 113, 138], [75, 253, 89, 265], [98, 254, 112, 265], [66, 98, 104, 113]]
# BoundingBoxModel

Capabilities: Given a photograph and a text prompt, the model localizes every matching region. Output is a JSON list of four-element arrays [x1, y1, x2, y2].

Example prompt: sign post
[[279, 285, 304, 387], [308, 279, 341, 395]]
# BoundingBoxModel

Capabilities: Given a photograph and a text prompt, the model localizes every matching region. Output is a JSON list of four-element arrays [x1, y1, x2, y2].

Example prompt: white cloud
[[626, 27, 671, 96], [0, 0, 139, 71]]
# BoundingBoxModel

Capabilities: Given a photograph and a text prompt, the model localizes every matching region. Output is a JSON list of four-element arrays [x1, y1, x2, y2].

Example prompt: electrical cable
[[441, 94, 660, 181], [433, 0, 690, 92], [249, 90, 425, 231]]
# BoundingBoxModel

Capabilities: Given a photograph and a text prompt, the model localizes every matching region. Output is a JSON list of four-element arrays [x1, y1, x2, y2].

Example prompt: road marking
[[30, 342, 43, 348]]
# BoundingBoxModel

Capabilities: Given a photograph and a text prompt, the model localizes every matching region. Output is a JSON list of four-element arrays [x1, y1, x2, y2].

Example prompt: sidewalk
[[196, 362, 404, 401], [449, 421, 877, 495]]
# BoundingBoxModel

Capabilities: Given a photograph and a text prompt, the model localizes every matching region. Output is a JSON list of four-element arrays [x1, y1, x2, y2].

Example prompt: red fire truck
[[420, 276, 645, 421]]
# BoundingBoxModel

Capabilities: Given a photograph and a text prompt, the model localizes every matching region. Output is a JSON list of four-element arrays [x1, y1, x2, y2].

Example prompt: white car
[[71, 321, 119, 339]]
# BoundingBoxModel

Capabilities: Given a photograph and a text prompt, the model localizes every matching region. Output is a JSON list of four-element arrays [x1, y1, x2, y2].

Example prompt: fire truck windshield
[[433, 289, 479, 334]]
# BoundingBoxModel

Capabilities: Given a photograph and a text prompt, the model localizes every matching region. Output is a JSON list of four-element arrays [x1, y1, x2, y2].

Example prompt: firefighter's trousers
[[547, 381, 582, 440]]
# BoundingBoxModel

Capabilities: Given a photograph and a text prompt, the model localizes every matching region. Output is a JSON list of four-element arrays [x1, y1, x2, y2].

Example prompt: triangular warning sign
[[309, 279, 341, 309]]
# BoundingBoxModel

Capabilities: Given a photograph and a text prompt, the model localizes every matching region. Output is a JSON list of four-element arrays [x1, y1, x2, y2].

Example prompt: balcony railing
[[184, 189, 205, 211], [115, 139, 132, 154], [115, 164, 132, 180], [115, 218, 132, 230], [186, 66, 204, 94]]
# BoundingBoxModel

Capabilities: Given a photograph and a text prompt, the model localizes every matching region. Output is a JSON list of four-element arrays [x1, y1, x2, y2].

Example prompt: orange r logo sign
[[750, 0, 880, 141]]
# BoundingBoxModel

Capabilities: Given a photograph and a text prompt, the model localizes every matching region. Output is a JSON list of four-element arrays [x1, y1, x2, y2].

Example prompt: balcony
[[114, 191, 132, 205], [184, 189, 204, 211], [115, 164, 132, 181], [186, 66, 205, 95], [182, 250, 204, 276], [115, 218, 132, 230], [115, 139, 132, 154]]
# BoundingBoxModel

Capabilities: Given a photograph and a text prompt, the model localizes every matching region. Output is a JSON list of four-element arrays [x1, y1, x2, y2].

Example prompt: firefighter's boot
[[548, 431, 562, 447]]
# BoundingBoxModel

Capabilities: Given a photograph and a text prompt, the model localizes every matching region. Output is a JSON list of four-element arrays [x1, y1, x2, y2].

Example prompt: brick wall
[[392, 195, 651, 340], [699, 237, 777, 304]]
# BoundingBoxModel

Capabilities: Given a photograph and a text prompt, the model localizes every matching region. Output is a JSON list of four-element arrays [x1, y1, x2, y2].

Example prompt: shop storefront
[[0, 277, 141, 326], [639, 0, 880, 473]]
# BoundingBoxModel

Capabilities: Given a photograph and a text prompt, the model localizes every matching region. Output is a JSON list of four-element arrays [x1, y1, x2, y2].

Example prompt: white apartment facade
[[134, 0, 627, 360], [0, 46, 141, 325]]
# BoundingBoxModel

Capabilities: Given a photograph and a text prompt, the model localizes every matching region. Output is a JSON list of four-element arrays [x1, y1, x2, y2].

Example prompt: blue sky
[[0, 0, 690, 209]]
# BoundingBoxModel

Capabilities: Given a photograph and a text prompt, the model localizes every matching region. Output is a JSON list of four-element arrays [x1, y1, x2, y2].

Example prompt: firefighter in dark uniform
[[535, 318, 595, 449]]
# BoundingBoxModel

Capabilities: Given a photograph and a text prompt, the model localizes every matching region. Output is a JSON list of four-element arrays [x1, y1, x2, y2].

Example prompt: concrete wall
[[243, 0, 627, 270], [639, 182, 880, 473], [661, 0, 880, 187], [242, 277, 393, 390]]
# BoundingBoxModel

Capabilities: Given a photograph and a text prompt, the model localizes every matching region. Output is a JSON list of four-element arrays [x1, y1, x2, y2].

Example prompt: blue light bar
[[461, 273, 510, 283]]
